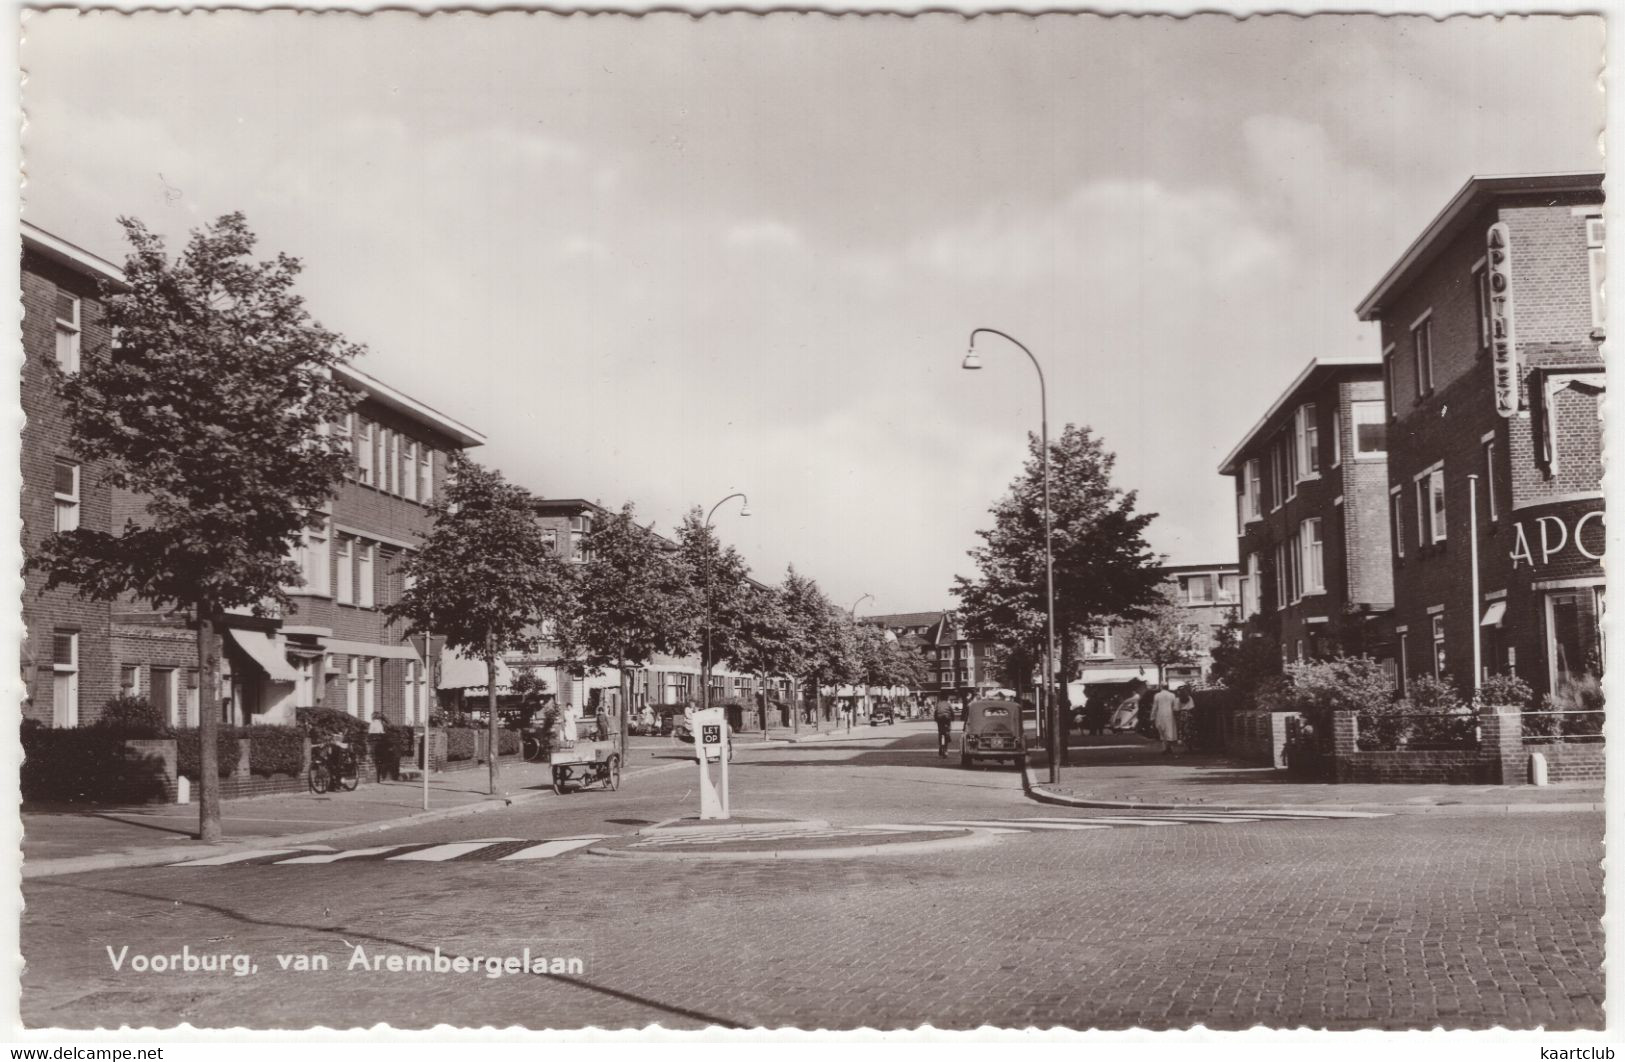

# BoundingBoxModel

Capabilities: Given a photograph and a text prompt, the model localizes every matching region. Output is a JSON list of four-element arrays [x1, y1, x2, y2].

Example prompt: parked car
[[960, 698, 1025, 768], [869, 706, 895, 726]]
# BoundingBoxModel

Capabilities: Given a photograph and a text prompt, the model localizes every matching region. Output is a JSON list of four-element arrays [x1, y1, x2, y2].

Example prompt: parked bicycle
[[308, 737, 361, 794]]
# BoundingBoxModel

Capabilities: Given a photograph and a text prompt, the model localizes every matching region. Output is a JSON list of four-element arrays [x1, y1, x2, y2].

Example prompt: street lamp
[[963, 327, 1061, 784], [701, 493, 749, 715]]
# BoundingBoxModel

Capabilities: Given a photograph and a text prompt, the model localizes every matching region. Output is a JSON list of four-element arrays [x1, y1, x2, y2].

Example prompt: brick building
[[22, 221, 487, 728], [1073, 562, 1242, 691], [1219, 358, 1397, 672], [1354, 172, 1604, 700], [866, 611, 996, 705], [20, 223, 123, 726]]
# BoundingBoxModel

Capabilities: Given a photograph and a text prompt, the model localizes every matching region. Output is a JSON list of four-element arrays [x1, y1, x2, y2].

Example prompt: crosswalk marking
[[276, 845, 408, 865], [933, 819, 1111, 831], [499, 838, 603, 861], [170, 846, 332, 867], [387, 841, 504, 862]]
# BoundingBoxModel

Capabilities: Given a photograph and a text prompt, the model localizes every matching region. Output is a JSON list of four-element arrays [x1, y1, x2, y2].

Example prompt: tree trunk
[[195, 607, 222, 842], [1057, 638, 1076, 768], [790, 677, 800, 734], [486, 650, 500, 796], [618, 654, 630, 751]]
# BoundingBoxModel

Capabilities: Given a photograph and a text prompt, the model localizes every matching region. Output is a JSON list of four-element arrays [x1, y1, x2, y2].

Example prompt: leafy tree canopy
[[562, 502, 695, 674]]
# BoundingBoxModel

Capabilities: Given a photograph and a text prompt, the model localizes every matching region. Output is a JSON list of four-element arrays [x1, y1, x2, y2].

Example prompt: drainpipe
[[1467, 474, 1483, 696]]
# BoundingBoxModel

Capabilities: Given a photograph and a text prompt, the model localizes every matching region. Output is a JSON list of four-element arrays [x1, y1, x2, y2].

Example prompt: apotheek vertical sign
[[1486, 222, 1518, 418]]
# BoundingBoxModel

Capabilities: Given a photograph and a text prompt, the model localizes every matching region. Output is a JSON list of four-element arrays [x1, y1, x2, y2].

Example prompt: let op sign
[[1487, 222, 1518, 418]]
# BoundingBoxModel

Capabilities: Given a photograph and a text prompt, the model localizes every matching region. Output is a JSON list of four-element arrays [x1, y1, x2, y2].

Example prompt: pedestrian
[[367, 711, 395, 782], [594, 708, 610, 742], [562, 703, 579, 745], [933, 700, 954, 758], [640, 704, 656, 733], [1175, 684, 1197, 752], [1151, 684, 1180, 755]]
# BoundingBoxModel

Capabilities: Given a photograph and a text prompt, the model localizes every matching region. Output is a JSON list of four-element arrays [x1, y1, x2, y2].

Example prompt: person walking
[[1151, 684, 1180, 755], [933, 700, 954, 758], [367, 712, 395, 782]]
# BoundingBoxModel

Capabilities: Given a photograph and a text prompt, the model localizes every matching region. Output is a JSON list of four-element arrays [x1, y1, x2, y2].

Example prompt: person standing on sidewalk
[[368, 712, 395, 782], [1151, 685, 1180, 755]]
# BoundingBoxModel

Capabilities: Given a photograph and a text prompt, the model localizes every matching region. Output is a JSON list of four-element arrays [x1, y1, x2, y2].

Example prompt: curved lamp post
[[700, 493, 750, 714], [963, 327, 1060, 784]]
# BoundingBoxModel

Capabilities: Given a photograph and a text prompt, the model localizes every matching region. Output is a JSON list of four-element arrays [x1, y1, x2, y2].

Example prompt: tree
[[674, 508, 752, 712], [560, 502, 695, 745], [388, 455, 574, 796], [1207, 616, 1281, 704], [777, 567, 838, 729], [728, 583, 798, 733], [31, 213, 360, 841], [1116, 584, 1201, 686], [952, 424, 1166, 759]]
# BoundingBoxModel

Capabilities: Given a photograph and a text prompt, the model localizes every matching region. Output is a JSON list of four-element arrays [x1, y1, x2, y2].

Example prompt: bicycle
[[308, 739, 361, 794]]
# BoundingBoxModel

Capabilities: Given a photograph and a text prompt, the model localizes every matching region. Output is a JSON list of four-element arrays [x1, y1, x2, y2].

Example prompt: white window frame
[[1269, 446, 1284, 512], [1390, 485, 1405, 559], [54, 291, 81, 374], [1284, 434, 1299, 500], [1295, 403, 1319, 480], [150, 666, 180, 726], [1411, 312, 1434, 397], [358, 420, 375, 485], [347, 657, 361, 716], [403, 660, 418, 726], [1587, 217, 1606, 332], [1382, 343, 1398, 421], [1217, 573, 1240, 604], [419, 449, 434, 504], [1351, 401, 1387, 457], [302, 517, 332, 596], [363, 658, 377, 717], [1300, 518, 1325, 595], [390, 432, 403, 496], [1242, 553, 1260, 617], [1182, 574, 1212, 605], [53, 459, 80, 533], [1245, 458, 1262, 520], [1429, 467, 1447, 543], [402, 439, 419, 502], [51, 631, 79, 728], [336, 536, 354, 605], [1329, 406, 1342, 468], [1431, 613, 1446, 679], [358, 543, 376, 609]]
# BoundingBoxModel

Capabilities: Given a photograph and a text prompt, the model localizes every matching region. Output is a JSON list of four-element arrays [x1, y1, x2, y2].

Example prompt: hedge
[[446, 728, 475, 762], [498, 730, 520, 755], [176, 727, 243, 781], [245, 725, 305, 777], [21, 722, 170, 803]]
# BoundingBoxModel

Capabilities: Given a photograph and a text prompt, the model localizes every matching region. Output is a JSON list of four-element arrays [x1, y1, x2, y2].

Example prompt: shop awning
[[227, 629, 301, 683], [1480, 601, 1507, 628]]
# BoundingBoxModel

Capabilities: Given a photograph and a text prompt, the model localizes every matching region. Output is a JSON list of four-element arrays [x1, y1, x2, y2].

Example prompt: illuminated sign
[[1486, 222, 1518, 418], [1509, 509, 1605, 569]]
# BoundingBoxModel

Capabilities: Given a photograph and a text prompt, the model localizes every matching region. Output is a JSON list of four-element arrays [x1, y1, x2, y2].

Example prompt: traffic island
[[585, 817, 994, 861]]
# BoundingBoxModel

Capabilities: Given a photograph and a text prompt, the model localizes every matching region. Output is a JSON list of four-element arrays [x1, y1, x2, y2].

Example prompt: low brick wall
[[1327, 709, 1604, 786], [1513, 741, 1605, 784], [1222, 711, 1301, 768], [1331, 749, 1495, 785]]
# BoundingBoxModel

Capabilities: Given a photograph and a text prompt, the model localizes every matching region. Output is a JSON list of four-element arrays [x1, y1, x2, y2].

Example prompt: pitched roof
[[863, 611, 947, 630]]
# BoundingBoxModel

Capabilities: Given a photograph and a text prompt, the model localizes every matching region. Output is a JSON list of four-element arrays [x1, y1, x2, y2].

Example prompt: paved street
[[21, 723, 1604, 1030]]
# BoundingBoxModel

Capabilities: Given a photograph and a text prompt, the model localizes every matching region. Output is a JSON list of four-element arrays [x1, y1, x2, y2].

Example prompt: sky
[[18, 11, 1604, 616]]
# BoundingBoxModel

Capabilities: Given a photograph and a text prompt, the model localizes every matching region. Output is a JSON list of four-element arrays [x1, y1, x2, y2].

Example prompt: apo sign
[[1486, 222, 1519, 419], [1510, 509, 1605, 570]]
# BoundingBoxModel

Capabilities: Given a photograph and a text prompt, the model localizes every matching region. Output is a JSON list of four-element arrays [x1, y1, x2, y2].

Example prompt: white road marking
[[499, 838, 604, 861], [930, 820, 1100, 832], [169, 846, 333, 866], [386, 842, 502, 862], [275, 845, 409, 864]]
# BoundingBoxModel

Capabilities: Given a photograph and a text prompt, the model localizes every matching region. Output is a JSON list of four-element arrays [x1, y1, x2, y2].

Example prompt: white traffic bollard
[[1530, 751, 1549, 787]]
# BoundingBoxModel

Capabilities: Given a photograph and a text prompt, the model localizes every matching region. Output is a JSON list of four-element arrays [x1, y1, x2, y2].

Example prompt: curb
[[1021, 764, 1603, 816], [23, 759, 692, 880], [584, 827, 995, 862]]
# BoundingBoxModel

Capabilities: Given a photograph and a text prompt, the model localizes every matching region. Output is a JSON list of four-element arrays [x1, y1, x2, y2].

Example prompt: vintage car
[[960, 698, 1026, 768], [869, 706, 896, 726]]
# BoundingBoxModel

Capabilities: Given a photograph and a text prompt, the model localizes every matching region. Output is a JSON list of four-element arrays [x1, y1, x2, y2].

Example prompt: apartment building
[[866, 611, 996, 703], [1219, 358, 1396, 671], [20, 223, 123, 726], [1354, 172, 1604, 700], [1074, 562, 1242, 690]]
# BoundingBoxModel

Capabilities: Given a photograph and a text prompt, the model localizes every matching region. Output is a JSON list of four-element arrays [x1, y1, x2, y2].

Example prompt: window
[[390, 432, 402, 496], [51, 631, 78, 727], [347, 657, 361, 716], [419, 449, 434, 504], [1273, 541, 1291, 609], [1182, 575, 1212, 605], [380, 429, 395, 494], [1283, 434, 1298, 498], [54, 291, 81, 373], [289, 517, 331, 595], [1294, 403, 1319, 479], [1429, 469, 1447, 543], [1269, 446, 1285, 511], [1390, 488, 1405, 559], [1383, 345, 1398, 420], [358, 543, 376, 609], [1242, 553, 1260, 617], [1431, 613, 1446, 679], [1244, 458, 1262, 520], [403, 661, 420, 726], [1473, 263, 1492, 350], [121, 664, 140, 696], [1397, 633, 1409, 696], [1082, 630, 1112, 658], [1217, 574, 1239, 603], [1587, 217, 1606, 332], [1300, 518, 1324, 594], [1414, 465, 1446, 546], [1484, 440, 1498, 522], [358, 420, 374, 484], [336, 537, 354, 605], [151, 667, 179, 727], [53, 459, 79, 532], [1412, 315, 1434, 396], [402, 440, 418, 502], [1351, 402, 1387, 456], [363, 658, 377, 717], [1329, 407, 1342, 467], [1288, 529, 1302, 602]]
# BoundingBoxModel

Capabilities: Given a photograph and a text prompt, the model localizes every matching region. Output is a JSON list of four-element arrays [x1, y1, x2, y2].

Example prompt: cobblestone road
[[20, 728, 1604, 1031]]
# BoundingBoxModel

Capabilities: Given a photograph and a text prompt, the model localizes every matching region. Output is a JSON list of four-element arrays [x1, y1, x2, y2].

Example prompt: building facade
[[1355, 172, 1604, 701], [20, 223, 123, 726], [866, 611, 997, 704], [1074, 562, 1243, 691], [1219, 359, 1396, 671]]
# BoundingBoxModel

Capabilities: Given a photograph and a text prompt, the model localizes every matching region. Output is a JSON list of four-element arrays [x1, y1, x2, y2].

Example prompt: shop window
[[1546, 588, 1602, 697]]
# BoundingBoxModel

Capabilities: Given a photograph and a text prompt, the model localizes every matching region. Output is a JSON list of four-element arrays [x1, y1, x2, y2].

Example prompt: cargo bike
[[547, 734, 622, 795]]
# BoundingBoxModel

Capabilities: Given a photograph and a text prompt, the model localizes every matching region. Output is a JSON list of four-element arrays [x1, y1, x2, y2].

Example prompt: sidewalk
[[22, 744, 690, 878], [1024, 735, 1603, 814], [779, 720, 935, 743]]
